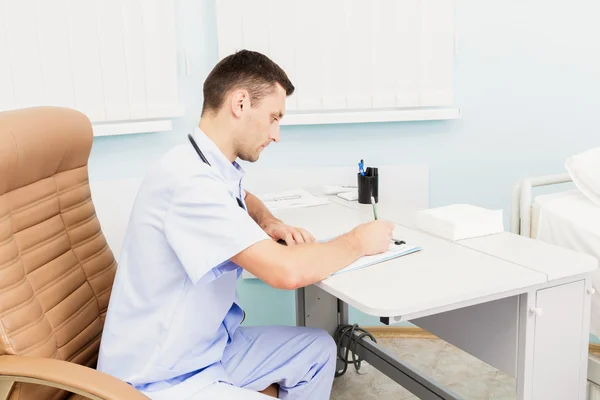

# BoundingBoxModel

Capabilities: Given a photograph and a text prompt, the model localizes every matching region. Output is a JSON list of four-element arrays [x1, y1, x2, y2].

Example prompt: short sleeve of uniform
[[164, 174, 269, 284]]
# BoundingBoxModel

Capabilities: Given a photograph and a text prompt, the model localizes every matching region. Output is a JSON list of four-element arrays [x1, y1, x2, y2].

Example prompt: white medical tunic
[[97, 128, 270, 399]]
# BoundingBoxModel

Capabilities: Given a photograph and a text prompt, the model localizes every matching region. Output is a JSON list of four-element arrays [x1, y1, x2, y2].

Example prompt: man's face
[[235, 84, 286, 162]]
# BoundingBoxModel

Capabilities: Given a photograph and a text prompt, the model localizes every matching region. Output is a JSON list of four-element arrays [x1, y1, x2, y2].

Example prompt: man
[[97, 50, 394, 399]]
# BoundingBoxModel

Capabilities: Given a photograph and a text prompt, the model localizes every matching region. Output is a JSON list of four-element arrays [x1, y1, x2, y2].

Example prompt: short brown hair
[[201, 50, 295, 115]]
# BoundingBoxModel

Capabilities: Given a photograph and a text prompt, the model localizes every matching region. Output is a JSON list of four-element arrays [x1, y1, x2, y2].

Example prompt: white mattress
[[533, 189, 600, 337]]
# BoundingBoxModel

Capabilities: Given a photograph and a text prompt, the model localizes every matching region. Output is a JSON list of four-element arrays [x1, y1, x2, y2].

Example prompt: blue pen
[[358, 160, 365, 176]]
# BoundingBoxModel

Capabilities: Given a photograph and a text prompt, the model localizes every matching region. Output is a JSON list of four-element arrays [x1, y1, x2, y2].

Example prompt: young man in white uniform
[[97, 50, 394, 399]]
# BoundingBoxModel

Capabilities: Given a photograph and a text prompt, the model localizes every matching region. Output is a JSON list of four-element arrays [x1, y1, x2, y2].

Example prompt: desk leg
[[338, 299, 349, 325], [295, 287, 306, 327], [295, 286, 339, 335]]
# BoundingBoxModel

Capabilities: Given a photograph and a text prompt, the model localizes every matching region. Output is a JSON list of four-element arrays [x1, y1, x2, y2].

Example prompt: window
[[215, 0, 459, 125], [0, 0, 182, 136]]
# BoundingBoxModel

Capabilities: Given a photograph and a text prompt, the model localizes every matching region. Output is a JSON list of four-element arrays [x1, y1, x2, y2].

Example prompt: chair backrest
[[0, 107, 117, 400]]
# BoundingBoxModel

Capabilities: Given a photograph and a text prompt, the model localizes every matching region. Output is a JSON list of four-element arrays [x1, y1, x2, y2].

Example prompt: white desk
[[271, 199, 598, 400]]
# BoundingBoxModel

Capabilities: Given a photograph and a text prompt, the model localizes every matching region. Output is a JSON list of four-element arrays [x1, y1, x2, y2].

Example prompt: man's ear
[[231, 90, 248, 118]]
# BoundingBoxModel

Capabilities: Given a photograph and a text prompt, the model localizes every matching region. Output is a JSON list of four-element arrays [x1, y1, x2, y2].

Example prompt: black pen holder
[[357, 172, 379, 204]]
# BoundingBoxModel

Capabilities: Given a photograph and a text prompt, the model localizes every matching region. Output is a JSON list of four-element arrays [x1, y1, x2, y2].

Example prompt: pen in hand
[[371, 195, 404, 245], [371, 196, 378, 220]]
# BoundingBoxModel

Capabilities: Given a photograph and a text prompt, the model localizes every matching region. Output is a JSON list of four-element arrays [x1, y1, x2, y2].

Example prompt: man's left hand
[[262, 219, 316, 245]]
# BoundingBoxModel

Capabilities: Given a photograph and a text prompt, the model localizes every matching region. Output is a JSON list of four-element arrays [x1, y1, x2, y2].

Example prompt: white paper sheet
[[258, 189, 329, 211], [332, 242, 422, 276]]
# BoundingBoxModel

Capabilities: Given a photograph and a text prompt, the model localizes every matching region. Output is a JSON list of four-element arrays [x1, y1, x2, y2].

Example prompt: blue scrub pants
[[220, 326, 337, 399]]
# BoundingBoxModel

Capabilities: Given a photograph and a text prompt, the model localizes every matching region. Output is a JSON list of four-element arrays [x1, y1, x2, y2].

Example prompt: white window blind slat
[[142, 0, 179, 119], [121, 0, 148, 121], [321, 0, 347, 111], [96, 1, 130, 121], [396, 0, 422, 108], [420, 0, 454, 106], [6, 0, 45, 110], [216, 0, 243, 61], [36, 0, 76, 110], [0, 1, 16, 111], [267, 0, 298, 111], [371, 0, 395, 109], [294, 0, 323, 111], [241, 0, 270, 57], [67, 0, 107, 122], [346, 0, 373, 110]]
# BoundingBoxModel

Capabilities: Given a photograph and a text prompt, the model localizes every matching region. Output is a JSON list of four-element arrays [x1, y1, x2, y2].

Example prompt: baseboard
[[367, 326, 600, 357], [363, 326, 437, 339]]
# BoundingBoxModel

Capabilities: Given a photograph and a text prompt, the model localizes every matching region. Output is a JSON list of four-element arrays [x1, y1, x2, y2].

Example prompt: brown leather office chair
[[0, 107, 148, 400]]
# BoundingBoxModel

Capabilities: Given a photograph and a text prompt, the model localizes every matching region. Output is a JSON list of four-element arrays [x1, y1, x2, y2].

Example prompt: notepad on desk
[[258, 189, 329, 211], [332, 242, 422, 276]]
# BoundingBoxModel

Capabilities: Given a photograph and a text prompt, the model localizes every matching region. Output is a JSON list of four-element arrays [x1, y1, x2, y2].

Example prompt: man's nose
[[270, 128, 280, 143]]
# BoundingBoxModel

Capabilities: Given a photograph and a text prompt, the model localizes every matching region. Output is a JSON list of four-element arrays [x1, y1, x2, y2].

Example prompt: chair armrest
[[0, 355, 149, 400]]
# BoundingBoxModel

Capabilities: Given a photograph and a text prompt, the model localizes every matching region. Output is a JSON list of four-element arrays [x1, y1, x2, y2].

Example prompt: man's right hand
[[233, 219, 397, 290], [351, 220, 396, 256]]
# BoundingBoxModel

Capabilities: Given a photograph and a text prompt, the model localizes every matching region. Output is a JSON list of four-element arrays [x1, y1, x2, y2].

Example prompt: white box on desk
[[415, 204, 504, 241]]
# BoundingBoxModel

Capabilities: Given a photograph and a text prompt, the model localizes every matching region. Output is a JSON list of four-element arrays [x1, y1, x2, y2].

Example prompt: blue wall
[[90, 0, 600, 327]]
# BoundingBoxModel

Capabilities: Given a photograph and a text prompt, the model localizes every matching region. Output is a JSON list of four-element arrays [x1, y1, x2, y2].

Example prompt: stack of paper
[[258, 189, 329, 211], [415, 204, 504, 241], [332, 242, 422, 276]]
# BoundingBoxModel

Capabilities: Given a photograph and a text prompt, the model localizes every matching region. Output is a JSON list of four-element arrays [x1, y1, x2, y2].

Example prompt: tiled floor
[[330, 337, 516, 400]]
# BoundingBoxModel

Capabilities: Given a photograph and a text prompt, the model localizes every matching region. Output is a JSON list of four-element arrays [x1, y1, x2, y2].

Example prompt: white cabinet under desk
[[531, 280, 588, 400]]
